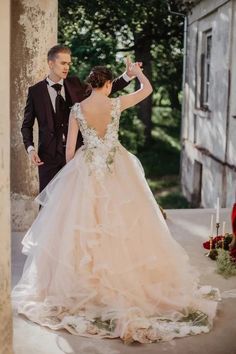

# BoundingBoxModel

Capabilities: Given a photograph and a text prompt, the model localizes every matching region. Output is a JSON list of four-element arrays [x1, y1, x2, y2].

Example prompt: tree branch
[[115, 46, 136, 52]]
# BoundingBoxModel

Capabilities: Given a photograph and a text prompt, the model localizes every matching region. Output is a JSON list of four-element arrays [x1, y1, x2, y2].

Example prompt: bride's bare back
[[66, 63, 153, 162], [79, 94, 113, 139]]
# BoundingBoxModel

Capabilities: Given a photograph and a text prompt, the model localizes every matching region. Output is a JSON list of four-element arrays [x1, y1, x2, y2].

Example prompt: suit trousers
[[38, 150, 66, 193]]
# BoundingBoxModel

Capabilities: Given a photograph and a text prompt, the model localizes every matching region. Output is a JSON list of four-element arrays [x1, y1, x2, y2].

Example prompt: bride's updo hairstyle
[[86, 66, 113, 88]]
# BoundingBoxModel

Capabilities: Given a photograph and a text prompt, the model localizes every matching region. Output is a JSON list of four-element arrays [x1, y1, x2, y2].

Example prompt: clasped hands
[[125, 56, 143, 78]]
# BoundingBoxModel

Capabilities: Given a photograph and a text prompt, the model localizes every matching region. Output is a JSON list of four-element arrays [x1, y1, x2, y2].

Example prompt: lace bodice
[[70, 97, 121, 179]]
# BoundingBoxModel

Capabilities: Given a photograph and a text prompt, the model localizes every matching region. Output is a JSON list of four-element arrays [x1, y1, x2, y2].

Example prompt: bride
[[12, 63, 219, 344]]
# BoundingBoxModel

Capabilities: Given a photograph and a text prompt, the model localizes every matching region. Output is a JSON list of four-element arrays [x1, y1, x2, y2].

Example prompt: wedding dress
[[12, 97, 220, 344]]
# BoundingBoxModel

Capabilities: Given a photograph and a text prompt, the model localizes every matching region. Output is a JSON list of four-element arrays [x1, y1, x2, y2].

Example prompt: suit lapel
[[41, 80, 54, 132], [64, 79, 75, 107], [64, 83, 73, 108]]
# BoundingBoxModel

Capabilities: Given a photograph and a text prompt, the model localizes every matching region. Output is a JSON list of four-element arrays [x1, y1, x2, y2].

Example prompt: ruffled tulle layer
[[12, 144, 220, 343]]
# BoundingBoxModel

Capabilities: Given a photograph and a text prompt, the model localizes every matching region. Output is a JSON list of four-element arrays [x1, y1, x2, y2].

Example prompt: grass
[[137, 106, 190, 209], [147, 176, 190, 209]]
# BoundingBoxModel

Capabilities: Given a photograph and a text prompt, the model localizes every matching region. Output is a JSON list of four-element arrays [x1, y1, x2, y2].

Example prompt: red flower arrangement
[[203, 236, 224, 250], [202, 203, 236, 263], [202, 235, 236, 261]]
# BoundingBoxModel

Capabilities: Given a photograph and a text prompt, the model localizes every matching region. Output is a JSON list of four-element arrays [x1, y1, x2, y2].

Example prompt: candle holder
[[206, 236, 214, 257], [221, 235, 225, 249], [216, 222, 220, 236]]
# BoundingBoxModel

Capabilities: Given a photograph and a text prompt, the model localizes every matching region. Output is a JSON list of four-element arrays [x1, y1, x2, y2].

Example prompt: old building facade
[[181, 0, 236, 207]]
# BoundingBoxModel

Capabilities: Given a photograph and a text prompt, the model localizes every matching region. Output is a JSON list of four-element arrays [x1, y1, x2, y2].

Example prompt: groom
[[21, 45, 135, 192]]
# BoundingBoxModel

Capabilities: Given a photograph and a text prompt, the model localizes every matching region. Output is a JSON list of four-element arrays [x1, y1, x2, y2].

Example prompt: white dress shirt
[[27, 73, 131, 154]]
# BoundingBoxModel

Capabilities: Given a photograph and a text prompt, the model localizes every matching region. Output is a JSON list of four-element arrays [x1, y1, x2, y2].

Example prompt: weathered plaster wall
[[182, 141, 224, 207], [0, 1, 13, 353], [227, 0, 236, 167], [187, 2, 231, 161], [11, 0, 57, 230], [188, 0, 230, 25], [181, 0, 236, 207]]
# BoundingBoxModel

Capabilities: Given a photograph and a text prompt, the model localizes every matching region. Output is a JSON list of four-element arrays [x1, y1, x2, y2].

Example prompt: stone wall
[[11, 0, 58, 230], [0, 1, 13, 353]]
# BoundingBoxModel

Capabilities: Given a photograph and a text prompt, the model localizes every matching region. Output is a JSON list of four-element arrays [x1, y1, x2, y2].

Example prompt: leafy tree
[[59, 0, 184, 143]]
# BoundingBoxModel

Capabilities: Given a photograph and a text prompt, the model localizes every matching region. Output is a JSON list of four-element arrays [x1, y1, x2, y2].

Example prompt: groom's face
[[48, 52, 72, 80]]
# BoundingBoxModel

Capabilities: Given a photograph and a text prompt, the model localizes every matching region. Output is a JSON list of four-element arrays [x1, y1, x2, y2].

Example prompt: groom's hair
[[47, 45, 71, 61]]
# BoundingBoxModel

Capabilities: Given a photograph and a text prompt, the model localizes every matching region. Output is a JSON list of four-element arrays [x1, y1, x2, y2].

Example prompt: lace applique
[[41, 293, 219, 344], [71, 98, 121, 179]]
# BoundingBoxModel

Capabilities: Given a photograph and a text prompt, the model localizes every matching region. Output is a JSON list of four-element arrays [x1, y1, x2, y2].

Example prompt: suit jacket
[[21, 75, 129, 160]]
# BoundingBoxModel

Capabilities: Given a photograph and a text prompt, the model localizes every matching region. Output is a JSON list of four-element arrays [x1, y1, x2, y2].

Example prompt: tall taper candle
[[210, 214, 214, 237], [222, 221, 226, 236], [216, 197, 220, 223], [222, 221, 226, 249]]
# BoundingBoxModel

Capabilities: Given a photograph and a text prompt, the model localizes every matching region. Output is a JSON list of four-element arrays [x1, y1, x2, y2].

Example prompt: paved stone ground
[[12, 209, 236, 354]]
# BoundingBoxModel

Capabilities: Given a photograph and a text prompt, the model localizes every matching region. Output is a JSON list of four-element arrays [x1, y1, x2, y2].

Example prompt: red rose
[[203, 236, 223, 250], [232, 203, 236, 235], [230, 248, 236, 261]]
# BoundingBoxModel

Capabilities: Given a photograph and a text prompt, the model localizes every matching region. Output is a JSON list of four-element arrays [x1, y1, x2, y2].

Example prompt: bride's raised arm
[[119, 63, 153, 112], [66, 106, 80, 163]]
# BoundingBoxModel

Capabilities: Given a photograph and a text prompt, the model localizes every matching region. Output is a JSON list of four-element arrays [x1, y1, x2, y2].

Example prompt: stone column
[[0, 1, 13, 353], [11, 0, 58, 230]]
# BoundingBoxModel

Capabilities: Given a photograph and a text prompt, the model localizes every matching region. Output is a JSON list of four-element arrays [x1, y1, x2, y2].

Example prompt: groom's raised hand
[[125, 57, 142, 79]]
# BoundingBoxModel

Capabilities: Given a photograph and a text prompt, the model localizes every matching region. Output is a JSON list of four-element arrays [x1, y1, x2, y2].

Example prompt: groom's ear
[[48, 59, 53, 68]]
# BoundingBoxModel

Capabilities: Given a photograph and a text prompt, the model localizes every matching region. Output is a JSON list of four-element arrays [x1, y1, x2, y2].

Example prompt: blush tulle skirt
[[12, 144, 219, 343]]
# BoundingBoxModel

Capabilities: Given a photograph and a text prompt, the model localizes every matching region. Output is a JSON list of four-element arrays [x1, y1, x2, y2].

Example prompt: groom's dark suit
[[21, 76, 129, 192]]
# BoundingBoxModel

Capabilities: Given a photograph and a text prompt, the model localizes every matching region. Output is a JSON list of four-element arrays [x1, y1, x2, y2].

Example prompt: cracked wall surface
[[11, 0, 58, 230], [181, 0, 236, 207], [0, 2, 13, 354]]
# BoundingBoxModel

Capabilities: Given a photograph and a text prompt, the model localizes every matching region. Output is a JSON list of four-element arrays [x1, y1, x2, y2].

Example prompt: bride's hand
[[125, 57, 142, 78], [128, 62, 143, 77]]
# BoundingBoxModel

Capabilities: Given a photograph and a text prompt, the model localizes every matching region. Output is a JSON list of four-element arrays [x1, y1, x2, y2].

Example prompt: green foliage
[[147, 176, 190, 209], [216, 249, 236, 278], [58, 0, 184, 109], [58, 0, 188, 208], [119, 108, 145, 154], [138, 107, 181, 178], [157, 191, 190, 209]]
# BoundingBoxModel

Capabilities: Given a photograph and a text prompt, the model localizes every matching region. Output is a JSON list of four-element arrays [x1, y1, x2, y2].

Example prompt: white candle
[[210, 214, 214, 237], [216, 197, 220, 223], [222, 221, 226, 236]]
